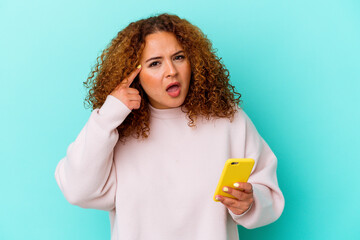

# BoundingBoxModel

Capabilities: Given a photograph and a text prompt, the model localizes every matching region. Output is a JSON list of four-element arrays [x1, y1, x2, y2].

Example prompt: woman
[[55, 13, 284, 240]]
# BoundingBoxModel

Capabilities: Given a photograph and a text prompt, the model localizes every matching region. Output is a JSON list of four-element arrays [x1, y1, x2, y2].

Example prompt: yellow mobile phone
[[213, 158, 255, 202]]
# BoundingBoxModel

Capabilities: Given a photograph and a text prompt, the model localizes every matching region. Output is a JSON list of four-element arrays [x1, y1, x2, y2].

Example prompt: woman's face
[[139, 31, 191, 109]]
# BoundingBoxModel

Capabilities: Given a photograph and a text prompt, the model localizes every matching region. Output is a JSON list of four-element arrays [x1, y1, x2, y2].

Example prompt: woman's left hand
[[215, 182, 254, 215]]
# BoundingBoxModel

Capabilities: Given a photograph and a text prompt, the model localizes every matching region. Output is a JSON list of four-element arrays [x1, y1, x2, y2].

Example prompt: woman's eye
[[174, 55, 185, 61], [149, 61, 160, 67]]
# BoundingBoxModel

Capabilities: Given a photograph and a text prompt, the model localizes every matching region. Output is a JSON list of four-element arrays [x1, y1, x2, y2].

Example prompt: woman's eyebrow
[[145, 50, 185, 63]]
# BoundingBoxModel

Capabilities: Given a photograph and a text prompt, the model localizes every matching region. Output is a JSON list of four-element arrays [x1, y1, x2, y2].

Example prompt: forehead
[[141, 32, 183, 58]]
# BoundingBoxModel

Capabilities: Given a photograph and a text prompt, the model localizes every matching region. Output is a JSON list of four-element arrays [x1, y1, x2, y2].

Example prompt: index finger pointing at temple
[[124, 65, 142, 87]]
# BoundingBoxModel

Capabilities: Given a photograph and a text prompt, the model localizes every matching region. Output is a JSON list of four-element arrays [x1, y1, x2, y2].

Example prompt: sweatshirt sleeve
[[55, 95, 131, 211], [228, 110, 285, 228]]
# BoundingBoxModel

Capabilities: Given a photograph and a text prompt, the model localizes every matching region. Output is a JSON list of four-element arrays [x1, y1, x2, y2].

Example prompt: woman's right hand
[[110, 66, 142, 110]]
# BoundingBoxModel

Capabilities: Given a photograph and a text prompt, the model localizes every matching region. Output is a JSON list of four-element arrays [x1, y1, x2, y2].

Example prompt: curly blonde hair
[[84, 13, 241, 142]]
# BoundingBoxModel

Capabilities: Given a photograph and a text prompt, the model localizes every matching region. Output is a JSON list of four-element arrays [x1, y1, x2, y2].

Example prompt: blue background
[[1, 0, 359, 239]]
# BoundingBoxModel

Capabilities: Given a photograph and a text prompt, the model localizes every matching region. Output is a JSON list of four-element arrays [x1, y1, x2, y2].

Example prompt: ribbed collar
[[149, 104, 186, 119]]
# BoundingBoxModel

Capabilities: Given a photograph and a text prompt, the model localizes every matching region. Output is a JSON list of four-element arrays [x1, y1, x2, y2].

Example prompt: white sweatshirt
[[55, 95, 284, 240]]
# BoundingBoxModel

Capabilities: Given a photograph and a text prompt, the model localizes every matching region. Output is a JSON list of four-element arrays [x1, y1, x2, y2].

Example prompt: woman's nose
[[165, 60, 178, 78]]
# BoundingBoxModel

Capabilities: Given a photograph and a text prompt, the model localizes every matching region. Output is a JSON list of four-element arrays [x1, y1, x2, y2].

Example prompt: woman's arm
[[55, 95, 131, 211], [55, 67, 141, 211], [229, 111, 285, 228]]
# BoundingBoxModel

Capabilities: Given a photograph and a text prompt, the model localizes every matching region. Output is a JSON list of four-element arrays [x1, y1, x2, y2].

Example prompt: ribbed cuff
[[95, 95, 132, 129], [228, 201, 254, 220]]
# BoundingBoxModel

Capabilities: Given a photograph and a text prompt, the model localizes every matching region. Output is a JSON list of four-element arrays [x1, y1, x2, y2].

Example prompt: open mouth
[[166, 82, 181, 97], [166, 82, 180, 92]]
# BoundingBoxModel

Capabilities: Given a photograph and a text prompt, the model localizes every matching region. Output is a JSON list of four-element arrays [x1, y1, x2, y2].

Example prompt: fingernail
[[233, 183, 240, 188], [137, 64, 142, 69], [215, 196, 221, 201], [223, 187, 229, 192]]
